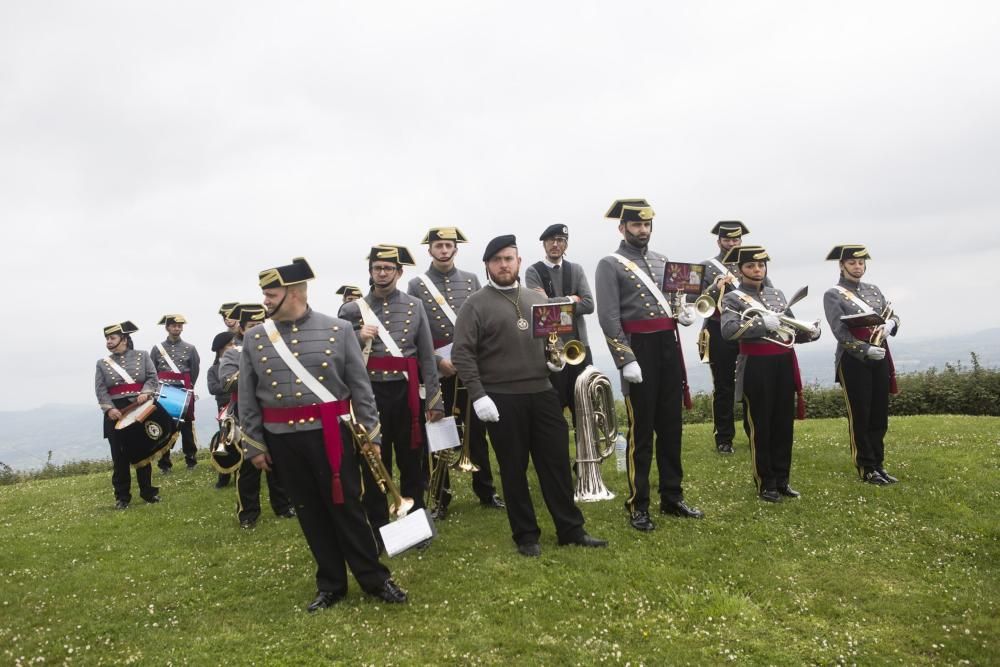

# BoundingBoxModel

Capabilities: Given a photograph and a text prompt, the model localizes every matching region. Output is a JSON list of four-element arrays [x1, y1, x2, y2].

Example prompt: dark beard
[[624, 231, 648, 248]]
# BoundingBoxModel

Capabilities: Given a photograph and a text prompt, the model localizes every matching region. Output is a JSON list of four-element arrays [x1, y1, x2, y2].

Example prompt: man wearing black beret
[[453, 235, 607, 557]]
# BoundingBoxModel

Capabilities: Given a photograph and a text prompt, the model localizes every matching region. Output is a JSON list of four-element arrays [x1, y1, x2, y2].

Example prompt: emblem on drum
[[145, 422, 164, 440]]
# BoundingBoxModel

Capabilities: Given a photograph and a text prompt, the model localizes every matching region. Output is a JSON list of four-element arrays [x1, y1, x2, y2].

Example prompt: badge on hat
[[258, 258, 316, 289], [335, 285, 364, 299], [539, 224, 569, 241], [367, 245, 416, 266], [605, 198, 651, 219], [104, 320, 138, 336], [228, 303, 267, 326], [218, 302, 239, 317], [158, 314, 187, 326], [826, 244, 871, 261], [421, 227, 468, 244], [723, 245, 771, 265], [711, 221, 750, 238]]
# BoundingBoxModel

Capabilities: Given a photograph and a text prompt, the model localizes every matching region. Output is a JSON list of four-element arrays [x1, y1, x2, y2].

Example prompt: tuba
[[572, 366, 617, 502]]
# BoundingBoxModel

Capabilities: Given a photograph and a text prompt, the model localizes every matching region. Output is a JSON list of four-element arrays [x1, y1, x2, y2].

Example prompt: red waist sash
[[740, 341, 806, 419], [157, 371, 192, 389], [848, 327, 898, 395], [433, 339, 451, 350], [621, 317, 677, 334], [262, 400, 352, 504], [367, 355, 423, 449], [109, 383, 143, 396]]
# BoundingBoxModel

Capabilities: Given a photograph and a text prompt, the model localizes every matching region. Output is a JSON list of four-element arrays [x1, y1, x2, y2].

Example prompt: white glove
[[761, 311, 781, 332], [809, 320, 822, 340], [473, 396, 500, 422], [865, 346, 886, 361], [677, 304, 696, 326], [546, 360, 563, 373], [622, 361, 643, 384], [883, 319, 897, 336]]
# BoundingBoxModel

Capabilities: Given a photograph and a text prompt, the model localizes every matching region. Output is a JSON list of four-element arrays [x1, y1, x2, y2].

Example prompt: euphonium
[[572, 365, 616, 502], [350, 419, 413, 519]]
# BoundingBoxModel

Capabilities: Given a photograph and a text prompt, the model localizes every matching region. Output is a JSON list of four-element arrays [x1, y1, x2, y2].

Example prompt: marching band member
[[823, 244, 901, 485], [151, 314, 201, 471], [596, 199, 702, 532], [219, 304, 295, 529], [524, 223, 595, 426], [239, 258, 406, 609], [207, 331, 236, 489], [336, 285, 363, 304], [339, 245, 444, 533], [720, 245, 821, 502], [95, 321, 161, 509], [407, 227, 503, 520], [452, 235, 607, 557], [698, 221, 752, 455]]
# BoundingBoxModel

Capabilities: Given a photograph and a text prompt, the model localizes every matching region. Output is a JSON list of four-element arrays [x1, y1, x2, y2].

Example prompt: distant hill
[[2, 329, 997, 472]]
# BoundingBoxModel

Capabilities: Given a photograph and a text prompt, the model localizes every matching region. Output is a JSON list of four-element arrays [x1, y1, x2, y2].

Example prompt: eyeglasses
[[371, 265, 397, 274]]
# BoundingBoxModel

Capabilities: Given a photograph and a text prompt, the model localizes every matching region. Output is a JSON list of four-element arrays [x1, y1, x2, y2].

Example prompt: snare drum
[[157, 384, 193, 422], [114, 400, 177, 467]]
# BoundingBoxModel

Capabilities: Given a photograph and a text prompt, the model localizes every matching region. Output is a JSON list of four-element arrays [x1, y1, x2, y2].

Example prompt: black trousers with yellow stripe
[[624, 330, 684, 513], [837, 353, 890, 476], [705, 319, 739, 446], [741, 353, 796, 493]]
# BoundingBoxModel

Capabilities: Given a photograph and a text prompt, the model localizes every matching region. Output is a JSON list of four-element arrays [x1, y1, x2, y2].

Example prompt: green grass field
[[2, 415, 997, 665]]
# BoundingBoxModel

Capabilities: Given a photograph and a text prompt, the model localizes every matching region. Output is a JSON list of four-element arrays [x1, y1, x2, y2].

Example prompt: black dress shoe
[[759, 489, 782, 503], [185, 459, 197, 470], [517, 542, 542, 557], [214, 477, 230, 489], [480, 494, 506, 509], [660, 500, 704, 519], [277, 508, 296, 519], [629, 510, 655, 532], [141, 494, 161, 504], [559, 533, 608, 548], [114, 500, 129, 510], [716, 442, 734, 455], [370, 579, 408, 603], [158, 466, 172, 474], [240, 519, 257, 530], [777, 485, 801, 498], [876, 467, 898, 484], [306, 591, 344, 613], [863, 470, 889, 486], [429, 505, 448, 522]]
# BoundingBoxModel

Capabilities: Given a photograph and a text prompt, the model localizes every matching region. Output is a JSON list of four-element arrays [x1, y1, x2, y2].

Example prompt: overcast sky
[[1, 1, 998, 411]]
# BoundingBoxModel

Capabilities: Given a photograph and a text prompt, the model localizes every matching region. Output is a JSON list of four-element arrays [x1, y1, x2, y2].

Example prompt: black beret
[[539, 224, 569, 241], [482, 234, 517, 262], [211, 331, 235, 352]]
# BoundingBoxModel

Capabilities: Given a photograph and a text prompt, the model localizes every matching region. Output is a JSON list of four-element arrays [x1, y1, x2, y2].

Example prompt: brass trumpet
[[694, 294, 717, 317], [350, 419, 413, 519], [546, 333, 586, 370]]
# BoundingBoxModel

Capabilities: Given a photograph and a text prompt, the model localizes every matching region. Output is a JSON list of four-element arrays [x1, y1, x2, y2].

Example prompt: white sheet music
[[380, 509, 435, 557], [436, 343, 453, 361], [425, 416, 461, 453]]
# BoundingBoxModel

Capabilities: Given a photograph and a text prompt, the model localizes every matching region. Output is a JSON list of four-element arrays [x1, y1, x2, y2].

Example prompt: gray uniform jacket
[[823, 277, 900, 367], [206, 363, 227, 410], [219, 337, 242, 395], [150, 338, 201, 387], [237, 307, 382, 460], [698, 253, 772, 314], [406, 265, 480, 352], [524, 259, 594, 346], [595, 241, 674, 371], [338, 289, 444, 412], [95, 350, 158, 412], [721, 285, 817, 399]]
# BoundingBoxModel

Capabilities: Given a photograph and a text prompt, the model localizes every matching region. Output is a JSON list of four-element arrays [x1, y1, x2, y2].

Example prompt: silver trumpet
[[572, 365, 617, 502]]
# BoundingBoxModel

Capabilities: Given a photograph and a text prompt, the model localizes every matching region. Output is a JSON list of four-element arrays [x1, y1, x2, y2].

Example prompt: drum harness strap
[[417, 274, 459, 325], [262, 319, 353, 504], [155, 343, 182, 373], [104, 357, 136, 384]]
